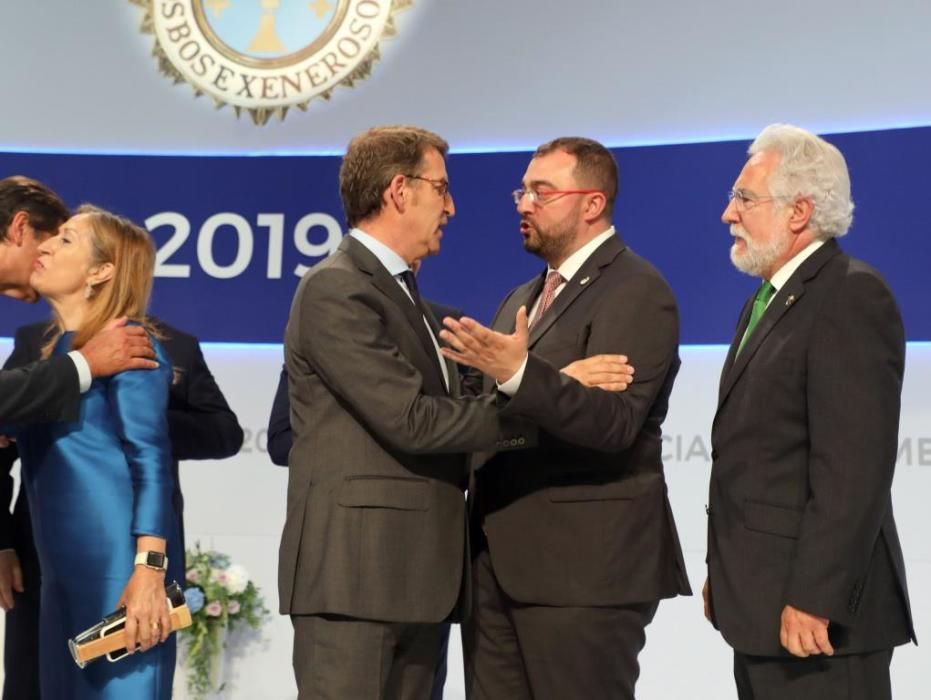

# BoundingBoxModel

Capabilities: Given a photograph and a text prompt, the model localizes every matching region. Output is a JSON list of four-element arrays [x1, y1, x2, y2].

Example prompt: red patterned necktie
[[530, 270, 565, 329]]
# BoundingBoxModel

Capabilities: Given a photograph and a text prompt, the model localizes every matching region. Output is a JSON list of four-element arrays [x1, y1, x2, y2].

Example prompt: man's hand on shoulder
[[80, 317, 158, 378], [780, 604, 833, 657]]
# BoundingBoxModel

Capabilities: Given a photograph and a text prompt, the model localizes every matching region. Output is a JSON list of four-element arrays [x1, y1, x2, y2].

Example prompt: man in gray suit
[[280, 126, 521, 699]]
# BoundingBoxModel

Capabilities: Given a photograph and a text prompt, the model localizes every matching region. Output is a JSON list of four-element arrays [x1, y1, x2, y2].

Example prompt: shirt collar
[[349, 228, 411, 277], [769, 239, 825, 291], [550, 226, 616, 281]]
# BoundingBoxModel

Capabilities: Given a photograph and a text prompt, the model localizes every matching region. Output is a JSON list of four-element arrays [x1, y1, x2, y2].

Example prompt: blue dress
[[12, 331, 183, 699]]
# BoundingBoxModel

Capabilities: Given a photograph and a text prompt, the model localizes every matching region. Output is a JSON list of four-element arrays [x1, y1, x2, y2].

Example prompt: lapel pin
[[579, 276, 590, 285], [785, 294, 796, 307]]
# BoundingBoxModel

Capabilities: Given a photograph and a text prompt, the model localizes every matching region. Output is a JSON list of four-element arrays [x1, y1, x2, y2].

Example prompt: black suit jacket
[[0, 355, 79, 425], [707, 240, 915, 656], [473, 234, 691, 606], [267, 300, 464, 467], [0, 318, 244, 587]]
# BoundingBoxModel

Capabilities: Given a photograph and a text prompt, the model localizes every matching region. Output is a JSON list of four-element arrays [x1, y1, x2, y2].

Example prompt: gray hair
[[749, 124, 854, 238]]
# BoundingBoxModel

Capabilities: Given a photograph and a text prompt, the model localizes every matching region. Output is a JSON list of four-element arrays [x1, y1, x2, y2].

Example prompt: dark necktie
[[399, 270, 423, 311], [736, 281, 776, 356], [399, 270, 449, 389], [530, 270, 565, 330]]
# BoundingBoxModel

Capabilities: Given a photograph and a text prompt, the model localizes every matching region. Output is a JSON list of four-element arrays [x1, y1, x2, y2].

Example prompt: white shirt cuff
[[496, 354, 529, 396], [67, 351, 92, 393]]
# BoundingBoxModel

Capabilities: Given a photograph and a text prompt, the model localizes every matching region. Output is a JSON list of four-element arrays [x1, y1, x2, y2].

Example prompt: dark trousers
[[292, 614, 450, 700], [734, 648, 894, 700], [3, 588, 40, 700], [464, 549, 657, 700]]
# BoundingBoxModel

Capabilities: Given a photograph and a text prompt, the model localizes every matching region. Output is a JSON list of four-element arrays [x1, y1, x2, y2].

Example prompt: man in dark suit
[[0, 175, 156, 425], [440, 137, 691, 700], [1, 318, 244, 699], [703, 124, 914, 699]]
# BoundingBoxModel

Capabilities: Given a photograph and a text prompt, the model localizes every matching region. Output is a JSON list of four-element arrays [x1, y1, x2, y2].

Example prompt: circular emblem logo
[[130, 0, 409, 124]]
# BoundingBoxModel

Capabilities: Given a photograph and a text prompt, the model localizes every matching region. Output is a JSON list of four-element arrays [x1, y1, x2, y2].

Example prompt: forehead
[[60, 213, 94, 239], [419, 147, 448, 177], [523, 149, 577, 185], [735, 150, 780, 190]]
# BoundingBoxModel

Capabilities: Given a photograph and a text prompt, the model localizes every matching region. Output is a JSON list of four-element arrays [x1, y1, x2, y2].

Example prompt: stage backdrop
[[1, 125, 929, 343]]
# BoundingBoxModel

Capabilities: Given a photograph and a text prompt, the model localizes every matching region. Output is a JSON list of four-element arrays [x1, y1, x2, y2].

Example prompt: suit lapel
[[717, 240, 842, 410], [719, 296, 754, 395], [481, 276, 542, 393], [422, 304, 459, 396], [527, 236, 625, 348], [341, 237, 450, 394], [501, 276, 544, 331]]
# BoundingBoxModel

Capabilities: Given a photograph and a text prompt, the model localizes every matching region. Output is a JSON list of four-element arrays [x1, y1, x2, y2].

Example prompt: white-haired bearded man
[[704, 124, 915, 699]]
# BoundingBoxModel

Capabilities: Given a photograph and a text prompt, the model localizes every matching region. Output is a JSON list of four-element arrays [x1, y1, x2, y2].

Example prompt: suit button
[[517, 437, 526, 446], [711, 450, 719, 461], [510, 439, 519, 447]]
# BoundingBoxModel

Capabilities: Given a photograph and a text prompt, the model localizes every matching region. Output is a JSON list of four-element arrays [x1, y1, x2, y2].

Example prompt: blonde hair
[[42, 205, 158, 358]]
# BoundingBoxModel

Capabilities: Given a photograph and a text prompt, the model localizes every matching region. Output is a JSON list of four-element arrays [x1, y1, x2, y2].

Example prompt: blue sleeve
[[107, 337, 174, 539]]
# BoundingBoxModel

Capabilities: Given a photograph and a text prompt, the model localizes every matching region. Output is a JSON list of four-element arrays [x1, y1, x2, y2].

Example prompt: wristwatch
[[134, 551, 168, 572]]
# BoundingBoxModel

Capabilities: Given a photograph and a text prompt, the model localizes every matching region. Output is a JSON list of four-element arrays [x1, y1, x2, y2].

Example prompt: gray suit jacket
[[707, 240, 915, 656], [280, 236, 527, 623], [473, 234, 691, 606]]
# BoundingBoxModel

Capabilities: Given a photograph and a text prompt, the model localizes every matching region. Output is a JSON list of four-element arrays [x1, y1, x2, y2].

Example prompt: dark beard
[[522, 208, 578, 265]]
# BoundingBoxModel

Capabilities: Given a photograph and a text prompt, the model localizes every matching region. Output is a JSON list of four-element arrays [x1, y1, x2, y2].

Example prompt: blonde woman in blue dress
[[14, 205, 181, 698]]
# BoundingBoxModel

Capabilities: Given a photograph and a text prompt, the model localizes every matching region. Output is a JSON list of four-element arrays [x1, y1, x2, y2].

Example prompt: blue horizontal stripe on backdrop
[[1, 125, 927, 344]]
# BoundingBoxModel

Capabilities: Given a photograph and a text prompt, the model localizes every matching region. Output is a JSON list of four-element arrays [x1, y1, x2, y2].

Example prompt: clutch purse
[[68, 580, 193, 667]]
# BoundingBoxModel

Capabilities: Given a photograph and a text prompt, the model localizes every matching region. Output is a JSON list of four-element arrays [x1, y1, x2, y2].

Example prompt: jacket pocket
[[743, 500, 802, 539], [338, 476, 429, 511]]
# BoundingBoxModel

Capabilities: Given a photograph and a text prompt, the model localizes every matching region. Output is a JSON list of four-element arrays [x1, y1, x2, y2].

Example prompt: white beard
[[729, 224, 789, 278]]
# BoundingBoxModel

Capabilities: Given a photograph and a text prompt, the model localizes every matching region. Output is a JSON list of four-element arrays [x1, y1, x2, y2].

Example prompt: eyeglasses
[[727, 188, 781, 211], [511, 188, 602, 206], [405, 174, 450, 197]]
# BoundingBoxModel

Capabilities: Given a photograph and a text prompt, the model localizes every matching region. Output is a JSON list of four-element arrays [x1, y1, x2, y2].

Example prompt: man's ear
[[583, 192, 608, 224], [87, 261, 115, 286], [788, 196, 814, 234], [387, 173, 409, 214], [5, 211, 30, 246]]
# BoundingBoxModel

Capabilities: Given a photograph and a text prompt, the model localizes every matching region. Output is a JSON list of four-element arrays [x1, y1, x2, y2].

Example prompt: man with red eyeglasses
[[441, 137, 691, 700]]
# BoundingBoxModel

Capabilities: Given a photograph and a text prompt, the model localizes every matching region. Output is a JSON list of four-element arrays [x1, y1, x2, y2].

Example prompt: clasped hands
[[439, 306, 634, 391]]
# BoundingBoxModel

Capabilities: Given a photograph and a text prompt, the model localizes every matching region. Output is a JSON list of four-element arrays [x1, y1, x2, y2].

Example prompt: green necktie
[[736, 281, 776, 356]]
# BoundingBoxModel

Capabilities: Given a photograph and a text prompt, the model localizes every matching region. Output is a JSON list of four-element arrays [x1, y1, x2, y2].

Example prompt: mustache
[[730, 225, 747, 240]]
